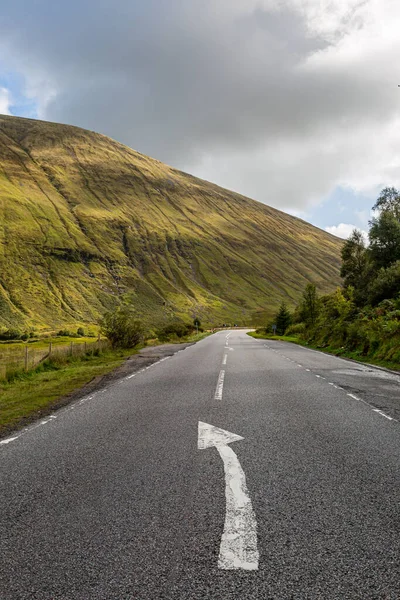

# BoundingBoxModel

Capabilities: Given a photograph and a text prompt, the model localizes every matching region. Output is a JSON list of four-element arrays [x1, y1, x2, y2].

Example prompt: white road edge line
[[0, 436, 20, 445], [373, 409, 393, 421], [214, 370, 225, 400]]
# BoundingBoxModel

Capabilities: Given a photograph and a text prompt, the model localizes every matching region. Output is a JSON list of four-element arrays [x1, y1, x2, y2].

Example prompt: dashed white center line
[[214, 370, 225, 400], [222, 355, 227, 365]]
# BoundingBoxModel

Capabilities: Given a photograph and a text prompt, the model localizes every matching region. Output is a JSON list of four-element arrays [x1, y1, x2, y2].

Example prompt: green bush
[[76, 327, 85, 337], [285, 322, 305, 336], [100, 307, 145, 348], [156, 322, 194, 342], [57, 329, 71, 337], [0, 329, 22, 341]]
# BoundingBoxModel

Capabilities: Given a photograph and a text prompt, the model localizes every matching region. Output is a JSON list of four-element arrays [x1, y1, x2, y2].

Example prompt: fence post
[[49, 342, 52, 357], [70, 341, 73, 356], [24, 345, 28, 371], [84, 341, 87, 353]]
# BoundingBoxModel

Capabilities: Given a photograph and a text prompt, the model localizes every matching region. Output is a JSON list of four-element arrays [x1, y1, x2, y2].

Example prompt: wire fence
[[0, 338, 110, 381]]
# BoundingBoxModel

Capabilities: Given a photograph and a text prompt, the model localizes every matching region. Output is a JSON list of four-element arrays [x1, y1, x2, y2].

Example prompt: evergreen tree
[[275, 302, 292, 335]]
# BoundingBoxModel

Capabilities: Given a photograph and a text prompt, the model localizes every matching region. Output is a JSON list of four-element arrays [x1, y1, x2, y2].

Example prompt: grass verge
[[247, 331, 400, 372], [0, 348, 135, 436]]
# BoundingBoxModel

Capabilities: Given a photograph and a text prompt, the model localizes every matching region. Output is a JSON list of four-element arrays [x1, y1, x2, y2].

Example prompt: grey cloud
[[1, 0, 399, 210]]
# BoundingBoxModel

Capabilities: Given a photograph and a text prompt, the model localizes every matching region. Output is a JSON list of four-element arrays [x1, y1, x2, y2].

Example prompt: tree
[[341, 229, 367, 286], [372, 186, 400, 217], [299, 283, 319, 326], [369, 210, 400, 269], [275, 302, 292, 335], [340, 229, 370, 304], [100, 306, 145, 348], [368, 187, 400, 270], [367, 261, 400, 305]]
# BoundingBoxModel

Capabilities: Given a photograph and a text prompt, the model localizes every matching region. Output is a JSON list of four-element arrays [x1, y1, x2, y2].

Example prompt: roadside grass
[[247, 331, 400, 372], [0, 348, 135, 436], [0, 335, 108, 382], [185, 331, 211, 343], [0, 335, 97, 351], [247, 331, 302, 344]]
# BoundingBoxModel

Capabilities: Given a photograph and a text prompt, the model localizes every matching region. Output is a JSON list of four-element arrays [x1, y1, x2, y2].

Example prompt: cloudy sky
[[1, 0, 400, 237]]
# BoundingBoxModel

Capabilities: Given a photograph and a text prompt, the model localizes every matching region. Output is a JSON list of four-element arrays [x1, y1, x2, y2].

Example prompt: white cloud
[[325, 223, 368, 242], [0, 87, 11, 115]]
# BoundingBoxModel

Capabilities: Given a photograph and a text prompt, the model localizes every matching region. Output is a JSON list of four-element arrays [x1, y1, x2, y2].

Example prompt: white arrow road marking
[[198, 421, 259, 571]]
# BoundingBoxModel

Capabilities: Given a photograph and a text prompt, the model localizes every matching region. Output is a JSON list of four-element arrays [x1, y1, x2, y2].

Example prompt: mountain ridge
[[0, 114, 342, 329]]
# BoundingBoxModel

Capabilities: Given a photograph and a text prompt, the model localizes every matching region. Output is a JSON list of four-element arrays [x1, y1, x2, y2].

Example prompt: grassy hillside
[[0, 114, 342, 330]]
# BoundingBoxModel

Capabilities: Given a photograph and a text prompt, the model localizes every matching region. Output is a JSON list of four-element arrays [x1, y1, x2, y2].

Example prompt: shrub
[[285, 322, 306, 336], [57, 329, 71, 337], [76, 327, 85, 337], [100, 307, 145, 348], [0, 329, 22, 341], [156, 322, 193, 342]]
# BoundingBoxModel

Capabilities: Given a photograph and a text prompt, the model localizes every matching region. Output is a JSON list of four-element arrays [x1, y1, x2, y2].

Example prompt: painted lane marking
[[214, 370, 225, 400], [263, 340, 398, 424], [0, 436, 20, 445], [373, 409, 393, 421], [222, 355, 227, 365], [198, 422, 259, 571]]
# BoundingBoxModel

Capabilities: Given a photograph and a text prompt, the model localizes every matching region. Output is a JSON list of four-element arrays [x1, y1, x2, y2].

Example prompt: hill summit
[[0, 114, 342, 329]]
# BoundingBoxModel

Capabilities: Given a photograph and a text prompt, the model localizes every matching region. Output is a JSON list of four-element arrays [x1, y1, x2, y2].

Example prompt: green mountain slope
[[0, 114, 342, 329]]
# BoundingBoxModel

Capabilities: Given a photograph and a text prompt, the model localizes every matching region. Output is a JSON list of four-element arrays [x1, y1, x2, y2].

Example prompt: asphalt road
[[1, 331, 400, 599]]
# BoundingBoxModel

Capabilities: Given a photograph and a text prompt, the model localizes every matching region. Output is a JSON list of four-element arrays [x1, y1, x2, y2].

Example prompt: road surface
[[1, 331, 400, 599]]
